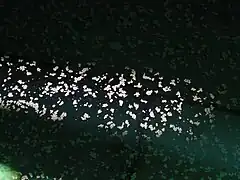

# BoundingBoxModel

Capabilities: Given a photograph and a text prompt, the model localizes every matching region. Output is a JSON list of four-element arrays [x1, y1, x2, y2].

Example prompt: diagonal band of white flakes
[[0, 55, 217, 139], [1, 55, 240, 175]]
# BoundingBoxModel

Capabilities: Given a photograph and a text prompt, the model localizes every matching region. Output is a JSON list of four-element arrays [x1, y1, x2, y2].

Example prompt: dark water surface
[[0, 1, 240, 179]]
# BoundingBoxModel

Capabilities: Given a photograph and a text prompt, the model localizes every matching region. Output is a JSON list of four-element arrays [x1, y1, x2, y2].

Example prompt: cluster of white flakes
[[0, 56, 217, 138], [20, 173, 62, 180], [81, 112, 91, 121]]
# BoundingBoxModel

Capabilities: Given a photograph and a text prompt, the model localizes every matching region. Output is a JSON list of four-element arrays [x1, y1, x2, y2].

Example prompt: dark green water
[[0, 1, 240, 179]]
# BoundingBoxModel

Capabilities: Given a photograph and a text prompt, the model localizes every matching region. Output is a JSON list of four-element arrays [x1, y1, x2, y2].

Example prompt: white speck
[[102, 103, 108, 108], [74, 76, 84, 83], [72, 100, 78, 105], [49, 73, 56, 76], [58, 101, 64, 106], [149, 124, 155, 131], [119, 100, 124, 106], [104, 85, 111, 91], [122, 130, 128, 136], [176, 91, 181, 97], [149, 111, 155, 118], [128, 104, 133, 109], [134, 92, 140, 97], [197, 88, 203, 93], [19, 66, 26, 71], [146, 90, 153, 96], [130, 69, 136, 80], [128, 111, 136, 120], [26, 71, 32, 76], [140, 122, 148, 129], [170, 79, 176, 86], [53, 66, 59, 71], [117, 122, 124, 129], [98, 124, 104, 128], [163, 86, 171, 92], [97, 109, 102, 114], [191, 87, 196, 91], [17, 80, 24, 84], [110, 108, 115, 113], [155, 107, 161, 113], [22, 85, 28, 90], [109, 123, 115, 129], [134, 83, 142, 88], [158, 81, 163, 88], [106, 121, 113, 125], [66, 66, 73, 73], [193, 95, 201, 101], [160, 114, 167, 122], [7, 92, 13, 97], [133, 103, 139, 110], [125, 120, 130, 127], [140, 99, 147, 104], [81, 112, 90, 121], [104, 114, 109, 119], [142, 73, 152, 80], [209, 93, 215, 99], [60, 112, 67, 120], [184, 78, 191, 84]]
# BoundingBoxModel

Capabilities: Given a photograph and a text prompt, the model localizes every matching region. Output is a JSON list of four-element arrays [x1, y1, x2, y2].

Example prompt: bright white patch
[[146, 90, 153, 96], [119, 100, 124, 106]]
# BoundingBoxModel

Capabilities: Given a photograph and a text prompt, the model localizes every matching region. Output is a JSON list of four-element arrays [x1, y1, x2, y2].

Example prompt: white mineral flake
[[119, 100, 124, 106], [146, 90, 153, 96]]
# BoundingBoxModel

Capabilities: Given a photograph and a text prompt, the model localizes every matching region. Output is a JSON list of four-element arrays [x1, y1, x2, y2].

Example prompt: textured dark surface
[[0, 1, 240, 179], [1, 1, 240, 98]]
